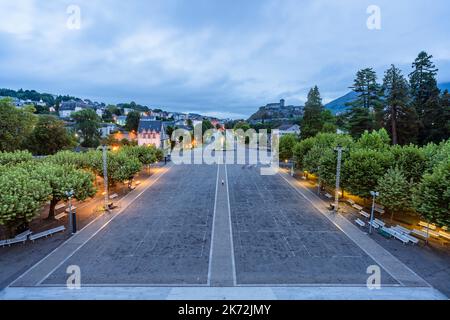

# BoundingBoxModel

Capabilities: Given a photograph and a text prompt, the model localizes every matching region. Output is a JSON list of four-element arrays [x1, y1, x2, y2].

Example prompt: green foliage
[[382, 64, 419, 145], [45, 150, 91, 170], [0, 150, 33, 166], [293, 137, 316, 168], [356, 129, 390, 151], [377, 168, 413, 219], [343, 148, 393, 198], [413, 159, 450, 227], [301, 86, 325, 139], [88, 151, 142, 186], [279, 134, 298, 161], [0, 166, 51, 228], [72, 109, 101, 148], [25, 115, 76, 155], [390, 144, 426, 183], [120, 145, 157, 166], [125, 111, 141, 132], [29, 163, 96, 218], [0, 98, 37, 151]]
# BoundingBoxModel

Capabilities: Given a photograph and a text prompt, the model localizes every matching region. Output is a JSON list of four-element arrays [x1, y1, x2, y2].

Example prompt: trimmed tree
[[377, 167, 413, 220]]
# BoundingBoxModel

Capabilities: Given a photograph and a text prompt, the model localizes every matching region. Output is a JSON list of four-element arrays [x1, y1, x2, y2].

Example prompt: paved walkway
[[278, 170, 431, 288], [208, 165, 236, 286], [8, 164, 172, 287], [0, 286, 446, 300]]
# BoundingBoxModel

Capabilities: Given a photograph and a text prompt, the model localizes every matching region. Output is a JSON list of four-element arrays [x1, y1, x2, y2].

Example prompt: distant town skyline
[[1, 0, 449, 119]]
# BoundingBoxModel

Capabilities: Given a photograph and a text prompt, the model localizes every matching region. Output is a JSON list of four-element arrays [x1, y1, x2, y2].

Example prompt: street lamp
[[65, 189, 76, 234], [102, 144, 110, 212], [333, 145, 345, 214], [317, 166, 321, 195], [369, 191, 380, 234]]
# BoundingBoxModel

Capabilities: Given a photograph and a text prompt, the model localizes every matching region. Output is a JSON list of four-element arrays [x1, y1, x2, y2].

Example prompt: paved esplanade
[[1, 153, 446, 299]]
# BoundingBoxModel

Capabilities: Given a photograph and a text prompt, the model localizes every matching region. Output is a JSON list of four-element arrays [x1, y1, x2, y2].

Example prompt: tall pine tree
[[301, 86, 324, 139], [409, 51, 444, 144], [346, 68, 383, 138], [381, 64, 419, 145]]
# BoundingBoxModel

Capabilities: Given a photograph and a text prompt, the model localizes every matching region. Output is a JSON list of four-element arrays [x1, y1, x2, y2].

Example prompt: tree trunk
[[391, 105, 398, 145], [47, 198, 58, 220]]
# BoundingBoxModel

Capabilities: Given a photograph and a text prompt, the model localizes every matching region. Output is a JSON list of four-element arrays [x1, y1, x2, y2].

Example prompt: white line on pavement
[[224, 164, 237, 286], [207, 164, 220, 286]]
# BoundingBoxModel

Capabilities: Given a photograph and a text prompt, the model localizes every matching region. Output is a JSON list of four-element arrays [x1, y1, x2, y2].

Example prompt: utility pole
[[102, 145, 109, 212], [65, 189, 76, 234], [317, 166, 321, 195], [334, 145, 345, 213], [369, 191, 379, 234]]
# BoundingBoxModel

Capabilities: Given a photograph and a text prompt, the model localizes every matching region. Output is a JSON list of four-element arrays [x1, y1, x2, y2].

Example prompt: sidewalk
[[0, 162, 171, 290]]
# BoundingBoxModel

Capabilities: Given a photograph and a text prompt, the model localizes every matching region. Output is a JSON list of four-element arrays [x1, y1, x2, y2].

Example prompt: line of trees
[[290, 129, 449, 227], [0, 145, 163, 235], [299, 51, 449, 146]]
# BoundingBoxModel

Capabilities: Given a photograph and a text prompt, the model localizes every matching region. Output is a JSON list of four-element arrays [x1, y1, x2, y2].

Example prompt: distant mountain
[[325, 82, 450, 115], [439, 82, 450, 92], [324, 91, 358, 115]]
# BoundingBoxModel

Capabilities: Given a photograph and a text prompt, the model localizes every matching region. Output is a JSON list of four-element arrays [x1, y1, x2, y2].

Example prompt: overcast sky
[[0, 0, 449, 119]]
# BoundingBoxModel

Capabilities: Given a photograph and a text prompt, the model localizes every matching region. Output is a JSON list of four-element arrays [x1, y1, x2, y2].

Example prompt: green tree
[[413, 159, 450, 227], [382, 64, 419, 145], [72, 109, 101, 148], [356, 129, 390, 151], [301, 86, 325, 139], [346, 68, 383, 137], [125, 111, 141, 132], [409, 51, 444, 144], [343, 148, 393, 198], [390, 144, 426, 183], [31, 163, 96, 219], [377, 168, 413, 220], [0, 98, 37, 151], [25, 115, 76, 155], [0, 166, 51, 232], [279, 134, 298, 161]]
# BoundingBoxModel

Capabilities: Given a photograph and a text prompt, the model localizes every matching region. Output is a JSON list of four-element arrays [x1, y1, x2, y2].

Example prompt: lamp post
[[333, 145, 345, 214], [369, 191, 379, 234], [102, 144, 109, 212], [317, 166, 321, 195], [290, 160, 294, 177], [65, 189, 76, 234]]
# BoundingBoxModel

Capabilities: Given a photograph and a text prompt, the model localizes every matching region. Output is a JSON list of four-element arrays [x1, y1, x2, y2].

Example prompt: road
[[1, 153, 447, 299]]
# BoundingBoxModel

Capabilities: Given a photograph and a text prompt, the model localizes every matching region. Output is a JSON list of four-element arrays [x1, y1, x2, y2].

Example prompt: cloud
[[0, 0, 449, 118]]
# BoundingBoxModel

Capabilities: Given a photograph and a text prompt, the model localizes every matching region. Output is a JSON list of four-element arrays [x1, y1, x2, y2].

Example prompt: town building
[[276, 123, 301, 136], [137, 118, 170, 154]]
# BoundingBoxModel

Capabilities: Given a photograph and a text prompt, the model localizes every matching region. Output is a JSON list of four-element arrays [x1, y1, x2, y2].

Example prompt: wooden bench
[[374, 218, 385, 227], [29, 226, 66, 242], [360, 210, 370, 219], [393, 225, 411, 235], [403, 234, 420, 245], [419, 221, 437, 230], [374, 204, 385, 214], [368, 220, 380, 229], [65, 206, 77, 213], [422, 228, 440, 238], [378, 228, 392, 238], [55, 203, 66, 211], [135, 181, 141, 186], [109, 193, 119, 199], [438, 230, 450, 240], [55, 212, 67, 220], [324, 193, 333, 199], [0, 234, 29, 247], [355, 219, 366, 227], [346, 199, 355, 206], [15, 230, 32, 239], [352, 204, 363, 211], [411, 229, 429, 239]]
